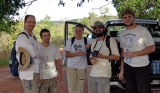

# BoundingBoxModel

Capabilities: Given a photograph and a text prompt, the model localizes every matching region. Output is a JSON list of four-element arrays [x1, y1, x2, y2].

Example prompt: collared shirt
[[16, 30, 41, 80]]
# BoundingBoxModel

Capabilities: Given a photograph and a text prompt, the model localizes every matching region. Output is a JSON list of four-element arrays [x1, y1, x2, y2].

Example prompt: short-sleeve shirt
[[120, 25, 154, 67], [39, 43, 62, 79], [89, 37, 120, 78], [65, 37, 92, 69]]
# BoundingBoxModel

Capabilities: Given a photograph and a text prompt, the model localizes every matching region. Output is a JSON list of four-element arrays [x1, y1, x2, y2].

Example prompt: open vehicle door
[[62, 21, 94, 65]]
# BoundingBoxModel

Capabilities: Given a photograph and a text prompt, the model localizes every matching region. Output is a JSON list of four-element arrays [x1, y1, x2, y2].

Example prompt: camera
[[91, 50, 99, 57]]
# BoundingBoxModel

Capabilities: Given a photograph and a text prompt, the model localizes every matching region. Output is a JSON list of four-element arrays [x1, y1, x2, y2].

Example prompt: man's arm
[[117, 48, 124, 80], [120, 48, 124, 74], [65, 50, 86, 58], [16, 35, 41, 58], [55, 59, 62, 83], [126, 44, 155, 57], [98, 53, 120, 60]]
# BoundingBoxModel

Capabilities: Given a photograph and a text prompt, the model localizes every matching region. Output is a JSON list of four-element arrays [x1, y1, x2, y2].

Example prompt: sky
[[17, 0, 118, 21]]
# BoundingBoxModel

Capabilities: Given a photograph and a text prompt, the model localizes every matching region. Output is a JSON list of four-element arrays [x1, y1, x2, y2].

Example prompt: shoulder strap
[[105, 36, 111, 55], [33, 36, 36, 41], [83, 37, 87, 45], [17, 32, 37, 41], [71, 37, 87, 46], [71, 37, 75, 46], [17, 32, 29, 39]]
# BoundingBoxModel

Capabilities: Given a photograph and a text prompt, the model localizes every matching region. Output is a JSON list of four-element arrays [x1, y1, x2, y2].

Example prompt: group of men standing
[[65, 8, 155, 93], [16, 15, 62, 93], [15, 8, 155, 93]]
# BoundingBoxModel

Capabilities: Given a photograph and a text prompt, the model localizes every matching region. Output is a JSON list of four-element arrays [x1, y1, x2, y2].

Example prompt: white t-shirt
[[65, 37, 92, 69], [120, 25, 154, 67], [39, 43, 62, 79], [89, 37, 120, 78], [16, 30, 41, 80]]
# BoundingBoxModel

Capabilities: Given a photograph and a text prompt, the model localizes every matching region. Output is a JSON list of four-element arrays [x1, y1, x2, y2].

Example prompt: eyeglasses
[[93, 26, 103, 30]]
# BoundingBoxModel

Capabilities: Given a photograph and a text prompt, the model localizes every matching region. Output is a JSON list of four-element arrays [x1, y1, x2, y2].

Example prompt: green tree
[[112, 0, 160, 20], [0, 32, 11, 53], [34, 15, 65, 48], [0, 0, 37, 33]]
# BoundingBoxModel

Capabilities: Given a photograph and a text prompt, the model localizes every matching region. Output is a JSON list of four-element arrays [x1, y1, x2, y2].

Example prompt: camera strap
[[92, 36, 105, 51]]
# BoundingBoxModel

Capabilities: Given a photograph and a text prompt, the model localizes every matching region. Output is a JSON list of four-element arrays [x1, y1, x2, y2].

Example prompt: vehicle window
[[106, 23, 160, 37], [106, 24, 126, 37]]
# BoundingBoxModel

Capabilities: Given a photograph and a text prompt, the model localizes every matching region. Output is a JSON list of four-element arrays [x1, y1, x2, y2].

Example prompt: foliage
[[0, 32, 11, 53], [0, 58, 9, 67], [0, 15, 65, 54], [0, 0, 36, 33], [112, 0, 160, 20], [79, 7, 118, 28], [34, 15, 64, 48]]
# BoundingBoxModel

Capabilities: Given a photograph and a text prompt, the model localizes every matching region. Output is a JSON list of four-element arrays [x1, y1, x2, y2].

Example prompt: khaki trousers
[[22, 73, 39, 93], [67, 66, 86, 93]]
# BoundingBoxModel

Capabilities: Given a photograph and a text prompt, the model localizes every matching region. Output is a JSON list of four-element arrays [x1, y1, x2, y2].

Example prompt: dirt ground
[[0, 65, 90, 93], [1, 65, 160, 93]]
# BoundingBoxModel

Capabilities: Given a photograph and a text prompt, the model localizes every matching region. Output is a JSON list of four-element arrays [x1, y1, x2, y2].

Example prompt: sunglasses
[[93, 26, 103, 30]]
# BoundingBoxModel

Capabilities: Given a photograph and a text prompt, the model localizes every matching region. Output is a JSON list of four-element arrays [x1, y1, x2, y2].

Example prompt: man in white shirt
[[39, 29, 62, 93], [16, 15, 41, 93], [65, 24, 92, 93], [88, 21, 120, 93], [118, 9, 155, 93]]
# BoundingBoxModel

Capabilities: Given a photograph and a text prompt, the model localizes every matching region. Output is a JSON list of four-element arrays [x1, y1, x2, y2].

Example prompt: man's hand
[[57, 74, 62, 83], [117, 72, 124, 80], [125, 51, 136, 57], [39, 79, 43, 84], [90, 58, 97, 64], [85, 44, 91, 49]]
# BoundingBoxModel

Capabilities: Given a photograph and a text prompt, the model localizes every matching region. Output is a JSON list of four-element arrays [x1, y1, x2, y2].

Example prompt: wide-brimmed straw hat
[[18, 47, 31, 70]]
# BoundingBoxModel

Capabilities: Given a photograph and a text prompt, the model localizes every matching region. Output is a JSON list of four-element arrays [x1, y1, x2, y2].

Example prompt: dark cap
[[91, 21, 104, 28], [121, 8, 135, 17]]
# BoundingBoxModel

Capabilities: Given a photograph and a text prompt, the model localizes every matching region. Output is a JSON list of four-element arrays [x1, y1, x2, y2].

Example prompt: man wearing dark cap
[[88, 21, 120, 93], [118, 9, 155, 93]]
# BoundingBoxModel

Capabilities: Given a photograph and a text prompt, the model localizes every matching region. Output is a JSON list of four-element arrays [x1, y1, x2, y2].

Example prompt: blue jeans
[[88, 76, 110, 93]]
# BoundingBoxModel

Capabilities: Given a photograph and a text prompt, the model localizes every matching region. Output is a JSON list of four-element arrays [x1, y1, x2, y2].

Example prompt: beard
[[95, 31, 104, 37], [126, 22, 134, 27]]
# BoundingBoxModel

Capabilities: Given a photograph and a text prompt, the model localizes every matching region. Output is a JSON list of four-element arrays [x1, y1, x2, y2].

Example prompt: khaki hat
[[91, 21, 104, 28], [18, 47, 31, 70]]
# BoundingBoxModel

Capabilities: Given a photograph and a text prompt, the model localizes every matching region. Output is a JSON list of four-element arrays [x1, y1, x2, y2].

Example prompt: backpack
[[71, 37, 92, 65], [9, 32, 36, 77], [105, 36, 121, 75]]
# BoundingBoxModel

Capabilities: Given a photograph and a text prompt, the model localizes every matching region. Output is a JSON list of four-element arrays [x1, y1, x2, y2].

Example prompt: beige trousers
[[21, 73, 39, 93], [67, 66, 86, 93]]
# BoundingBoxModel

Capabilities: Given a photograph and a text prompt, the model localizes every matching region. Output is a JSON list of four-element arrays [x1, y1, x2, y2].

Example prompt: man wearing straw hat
[[16, 15, 41, 93]]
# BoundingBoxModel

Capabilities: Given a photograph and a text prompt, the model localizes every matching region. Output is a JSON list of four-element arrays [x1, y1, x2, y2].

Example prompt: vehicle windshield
[[107, 23, 160, 37]]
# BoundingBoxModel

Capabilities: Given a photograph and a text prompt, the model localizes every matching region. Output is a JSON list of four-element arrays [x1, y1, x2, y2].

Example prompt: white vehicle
[[63, 19, 160, 92]]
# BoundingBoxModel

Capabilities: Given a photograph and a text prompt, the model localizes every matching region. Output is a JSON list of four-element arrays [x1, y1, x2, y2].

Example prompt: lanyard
[[92, 36, 105, 52]]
